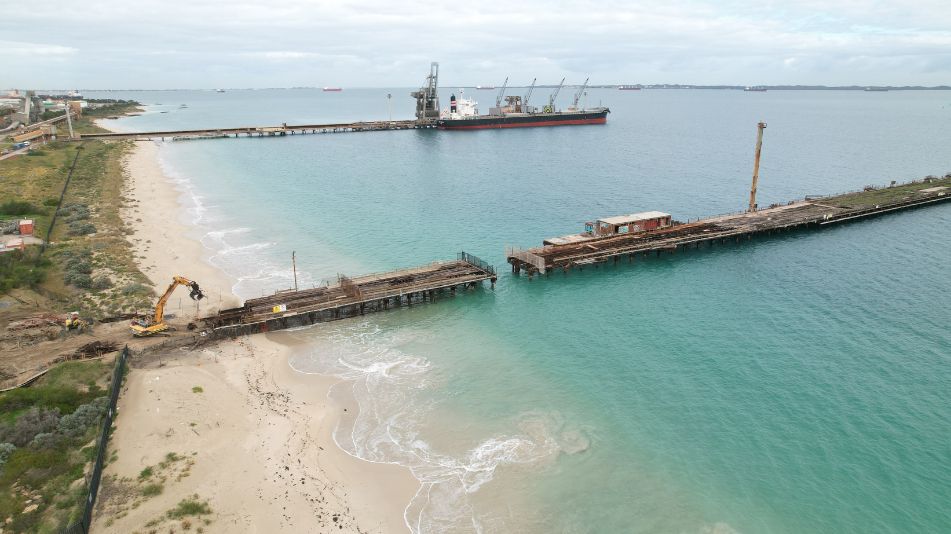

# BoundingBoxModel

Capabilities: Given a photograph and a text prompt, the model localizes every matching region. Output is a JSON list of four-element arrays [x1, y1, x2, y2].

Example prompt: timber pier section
[[78, 119, 434, 141], [507, 177, 951, 277], [203, 252, 496, 337]]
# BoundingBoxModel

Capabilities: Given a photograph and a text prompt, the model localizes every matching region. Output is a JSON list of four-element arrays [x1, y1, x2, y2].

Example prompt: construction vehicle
[[63, 311, 91, 335], [130, 276, 205, 337]]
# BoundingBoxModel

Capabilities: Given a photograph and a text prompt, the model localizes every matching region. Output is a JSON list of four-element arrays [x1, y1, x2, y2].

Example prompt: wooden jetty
[[77, 119, 434, 141], [507, 176, 951, 277], [203, 252, 496, 337]]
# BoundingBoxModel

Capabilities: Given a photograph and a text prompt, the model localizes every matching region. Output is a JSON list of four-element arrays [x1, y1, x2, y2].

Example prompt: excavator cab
[[131, 276, 205, 337]]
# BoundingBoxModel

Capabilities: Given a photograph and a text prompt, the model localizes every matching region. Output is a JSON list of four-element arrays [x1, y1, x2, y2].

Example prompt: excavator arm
[[132, 275, 205, 337], [153, 276, 205, 323]]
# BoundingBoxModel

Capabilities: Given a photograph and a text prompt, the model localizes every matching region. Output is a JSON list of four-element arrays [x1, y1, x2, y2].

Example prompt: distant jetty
[[506, 176, 951, 277]]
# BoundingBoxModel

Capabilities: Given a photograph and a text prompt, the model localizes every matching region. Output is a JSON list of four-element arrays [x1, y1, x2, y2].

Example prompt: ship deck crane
[[523, 78, 537, 110], [130, 276, 205, 337], [571, 78, 589, 110], [547, 78, 566, 113], [495, 77, 509, 108]]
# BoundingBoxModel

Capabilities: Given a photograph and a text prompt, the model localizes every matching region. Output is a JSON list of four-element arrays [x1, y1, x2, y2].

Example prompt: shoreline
[[95, 133, 419, 532]]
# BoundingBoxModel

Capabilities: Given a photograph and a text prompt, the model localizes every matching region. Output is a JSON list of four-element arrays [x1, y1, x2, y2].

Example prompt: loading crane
[[545, 78, 566, 113], [495, 77, 509, 108], [571, 78, 589, 110], [523, 78, 537, 109], [411, 62, 440, 122], [130, 276, 205, 337]]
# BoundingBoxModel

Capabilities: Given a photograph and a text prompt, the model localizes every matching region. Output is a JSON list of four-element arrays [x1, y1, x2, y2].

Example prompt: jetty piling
[[203, 252, 496, 337]]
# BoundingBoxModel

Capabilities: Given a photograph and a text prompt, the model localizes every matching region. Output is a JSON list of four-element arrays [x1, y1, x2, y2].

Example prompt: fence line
[[60, 345, 128, 534], [41, 145, 83, 254]]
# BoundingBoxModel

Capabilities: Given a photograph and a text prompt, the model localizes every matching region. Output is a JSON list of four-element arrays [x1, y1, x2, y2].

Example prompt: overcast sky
[[2, 0, 950, 89]]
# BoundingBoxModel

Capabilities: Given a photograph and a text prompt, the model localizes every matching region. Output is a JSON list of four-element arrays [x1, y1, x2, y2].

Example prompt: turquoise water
[[97, 88, 951, 532]]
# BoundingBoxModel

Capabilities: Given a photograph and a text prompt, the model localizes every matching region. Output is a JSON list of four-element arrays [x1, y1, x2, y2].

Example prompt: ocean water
[[95, 87, 951, 533]]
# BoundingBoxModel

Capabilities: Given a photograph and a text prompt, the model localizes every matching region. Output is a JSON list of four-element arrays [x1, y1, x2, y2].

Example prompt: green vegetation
[[96, 450, 199, 528], [828, 174, 951, 208], [166, 496, 212, 519], [191, 386, 203, 394], [0, 359, 113, 532], [0, 201, 43, 217], [0, 101, 152, 317], [0, 248, 51, 292], [140, 483, 163, 497]]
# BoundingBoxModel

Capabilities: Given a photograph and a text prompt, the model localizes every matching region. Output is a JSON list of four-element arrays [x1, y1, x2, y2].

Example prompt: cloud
[[0, 40, 78, 56], [1, 0, 949, 87]]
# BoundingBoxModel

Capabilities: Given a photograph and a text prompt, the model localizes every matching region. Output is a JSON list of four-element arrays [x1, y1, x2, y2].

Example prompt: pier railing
[[458, 251, 496, 275]]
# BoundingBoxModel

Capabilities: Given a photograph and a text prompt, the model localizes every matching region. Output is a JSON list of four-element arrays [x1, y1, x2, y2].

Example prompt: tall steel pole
[[292, 251, 298, 291], [749, 121, 767, 212]]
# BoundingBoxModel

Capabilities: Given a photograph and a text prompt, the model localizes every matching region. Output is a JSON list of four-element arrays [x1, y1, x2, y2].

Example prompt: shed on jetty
[[544, 211, 671, 246]]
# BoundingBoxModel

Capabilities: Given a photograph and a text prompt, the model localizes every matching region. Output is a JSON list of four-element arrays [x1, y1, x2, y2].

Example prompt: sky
[[2, 0, 950, 89]]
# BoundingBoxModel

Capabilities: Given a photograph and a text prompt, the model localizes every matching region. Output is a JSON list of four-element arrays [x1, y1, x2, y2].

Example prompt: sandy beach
[[93, 140, 418, 533]]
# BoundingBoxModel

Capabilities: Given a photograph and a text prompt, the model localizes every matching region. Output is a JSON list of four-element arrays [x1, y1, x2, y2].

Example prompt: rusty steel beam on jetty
[[204, 252, 496, 337], [76, 119, 435, 141], [507, 176, 951, 277]]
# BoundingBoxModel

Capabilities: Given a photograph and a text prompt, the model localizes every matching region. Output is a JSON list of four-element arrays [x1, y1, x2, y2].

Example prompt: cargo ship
[[744, 86, 767, 92], [322, 87, 342, 92], [435, 78, 609, 130], [618, 85, 641, 90]]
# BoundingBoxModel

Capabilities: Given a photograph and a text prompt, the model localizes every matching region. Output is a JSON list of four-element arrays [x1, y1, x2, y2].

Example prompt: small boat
[[323, 87, 343, 92], [215, 89, 226, 93]]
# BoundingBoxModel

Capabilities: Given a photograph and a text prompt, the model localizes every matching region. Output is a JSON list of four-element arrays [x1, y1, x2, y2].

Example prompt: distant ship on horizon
[[475, 85, 495, 90], [323, 87, 343, 92], [744, 86, 768, 92], [618, 85, 641, 90], [864, 87, 889, 92]]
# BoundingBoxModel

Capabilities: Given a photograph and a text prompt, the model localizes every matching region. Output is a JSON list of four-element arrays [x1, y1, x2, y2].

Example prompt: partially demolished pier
[[507, 177, 951, 277], [204, 253, 496, 337]]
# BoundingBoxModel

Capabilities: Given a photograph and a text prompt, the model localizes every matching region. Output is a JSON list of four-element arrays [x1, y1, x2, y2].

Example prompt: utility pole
[[292, 251, 298, 291], [748, 121, 767, 212]]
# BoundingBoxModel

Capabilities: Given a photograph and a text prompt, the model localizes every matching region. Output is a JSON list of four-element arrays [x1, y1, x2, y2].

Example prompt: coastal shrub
[[191, 386, 203, 393], [64, 271, 93, 289], [121, 283, 151, 296], [0, 442, 15, 468], [0, 200, 39, 216], [0, 407, 61, 447], [92, 275, 113, 290], [166, 496, 212, 519], [30, 432, 61, 449], [0, 248, 50, 290], [57, 398, 107, 439], [65, 260, 92, 274], [139, 466, 153, 480], [43, 197, 60, 207], [68, 222, 96, 236], [141, 483, 163, 497]]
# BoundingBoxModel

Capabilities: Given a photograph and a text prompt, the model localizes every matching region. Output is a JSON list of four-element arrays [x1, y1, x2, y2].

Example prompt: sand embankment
[[92, 139, 417, 532]]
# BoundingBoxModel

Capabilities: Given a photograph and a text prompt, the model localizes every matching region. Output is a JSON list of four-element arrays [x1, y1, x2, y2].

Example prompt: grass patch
[[141, 482, 163, 497], [191, 386, 203, 394], [166, 495, 212, 519], [139, 466, 154, 480]]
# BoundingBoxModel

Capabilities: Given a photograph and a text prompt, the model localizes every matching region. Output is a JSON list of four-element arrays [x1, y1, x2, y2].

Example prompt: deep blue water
[[95, 87, 951, 533]]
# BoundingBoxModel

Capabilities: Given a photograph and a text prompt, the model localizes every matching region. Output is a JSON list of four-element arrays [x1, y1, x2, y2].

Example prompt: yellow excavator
[[130, 276, 205, 337]]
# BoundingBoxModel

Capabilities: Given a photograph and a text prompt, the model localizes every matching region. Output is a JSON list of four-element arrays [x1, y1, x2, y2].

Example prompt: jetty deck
[[77, 119, 434, 141], [204, 252, 496, 336], [507, 176, 951, 276]]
